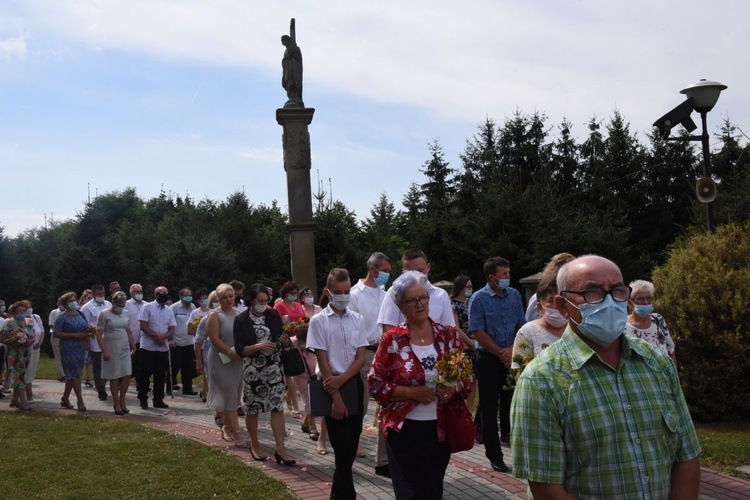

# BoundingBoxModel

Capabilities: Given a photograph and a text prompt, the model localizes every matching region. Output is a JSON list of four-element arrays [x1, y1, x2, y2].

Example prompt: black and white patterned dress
[[242, 314, 285, 415]]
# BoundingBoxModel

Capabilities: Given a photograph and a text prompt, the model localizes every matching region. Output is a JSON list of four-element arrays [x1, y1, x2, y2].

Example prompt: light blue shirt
[[468, 284, 526, 349]]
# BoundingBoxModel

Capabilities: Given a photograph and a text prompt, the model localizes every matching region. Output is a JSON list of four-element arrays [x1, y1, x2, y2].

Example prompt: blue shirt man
[[468, 256, 526, 473]]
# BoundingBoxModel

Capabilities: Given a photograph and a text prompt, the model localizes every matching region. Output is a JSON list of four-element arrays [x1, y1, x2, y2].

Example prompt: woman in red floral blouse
[[368, 271, 470, 500]]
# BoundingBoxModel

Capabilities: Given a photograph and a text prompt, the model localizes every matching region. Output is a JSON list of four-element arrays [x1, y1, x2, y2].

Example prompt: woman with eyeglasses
[[626, 280, 677, 365], [368, 271, 470, 499]]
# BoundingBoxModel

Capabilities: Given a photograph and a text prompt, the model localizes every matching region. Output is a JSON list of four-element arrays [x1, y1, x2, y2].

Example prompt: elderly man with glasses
[[510, 255, 701, 499]]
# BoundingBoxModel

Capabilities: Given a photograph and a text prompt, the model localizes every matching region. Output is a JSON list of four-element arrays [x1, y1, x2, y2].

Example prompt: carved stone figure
[[281, 18, 303, 108]]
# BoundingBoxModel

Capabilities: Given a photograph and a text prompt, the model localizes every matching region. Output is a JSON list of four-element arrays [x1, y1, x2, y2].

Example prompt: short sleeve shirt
[[124, 299, 146, 344], [510, 328, 701, 499], [138, 301, 177, 352], [378, 282, 455, 328], [468, 284, 525, 348], [80, 300, 111, 352], [349, 279, 387, 346], [170, 301, 196, 346], [306, 306, 367, 375]]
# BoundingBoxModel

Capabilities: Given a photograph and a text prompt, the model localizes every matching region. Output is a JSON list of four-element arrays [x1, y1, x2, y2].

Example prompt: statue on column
[[281, 18, 304, 108]]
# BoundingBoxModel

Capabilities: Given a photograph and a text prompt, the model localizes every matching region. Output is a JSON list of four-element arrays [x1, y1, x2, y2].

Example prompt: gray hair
[[129, 283, 142, 293], [367, 252, 391, 270], [390, 270, 429, 306], [629, 280, 655, 297]]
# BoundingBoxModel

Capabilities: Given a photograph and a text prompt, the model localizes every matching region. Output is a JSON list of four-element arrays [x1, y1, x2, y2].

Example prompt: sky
[[1, 0, 748, 237]]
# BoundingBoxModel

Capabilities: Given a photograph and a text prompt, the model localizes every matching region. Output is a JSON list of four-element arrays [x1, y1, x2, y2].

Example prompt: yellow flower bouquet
[[435, 348, 473, 388]]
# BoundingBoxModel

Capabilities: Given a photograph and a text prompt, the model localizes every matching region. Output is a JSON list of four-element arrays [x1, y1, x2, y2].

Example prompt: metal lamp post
[[680, 80, 727, 233], [653, 79, 727, 233]]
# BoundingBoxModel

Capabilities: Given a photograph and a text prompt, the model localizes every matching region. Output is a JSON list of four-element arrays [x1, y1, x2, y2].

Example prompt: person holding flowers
[[0, 300, 34, 410], [368, 271, 470, 500], [53, 292, 89, 411], [234, 283, 295, 464]]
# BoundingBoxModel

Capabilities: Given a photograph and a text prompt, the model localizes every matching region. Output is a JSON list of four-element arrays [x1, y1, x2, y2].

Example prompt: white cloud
[[0, 34, 27, 62], [237, 147, 282, 162]]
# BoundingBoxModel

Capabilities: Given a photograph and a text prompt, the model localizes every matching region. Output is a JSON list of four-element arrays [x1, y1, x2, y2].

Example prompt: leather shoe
[[139, 398, 148, 409], [490, 458, 509, 473], [374, 465, 391, 478], [182, 391, 198, 396], [500, 433, 511, 445], [153, 401, 169, 409], [98, 391, 108, 401]]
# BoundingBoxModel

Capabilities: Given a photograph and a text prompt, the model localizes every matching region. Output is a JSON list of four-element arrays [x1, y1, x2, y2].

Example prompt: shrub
[[652, 223, 750, 421]]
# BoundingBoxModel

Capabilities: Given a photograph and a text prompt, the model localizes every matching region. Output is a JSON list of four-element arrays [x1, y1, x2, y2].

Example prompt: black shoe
[[237, 407, 245, 417], [500, 433, 511, 446], [182, 391, 198, 396], [139, 398, 148, 409], [98, 392, 108, 401], [490, 458, 509, 473], [153, 401, 169, 409], [172, 384, 180, 390], [374, 465, 391, 478]]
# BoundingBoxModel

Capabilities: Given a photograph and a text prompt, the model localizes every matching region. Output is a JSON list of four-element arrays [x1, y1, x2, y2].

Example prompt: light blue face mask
[[566, 295, 627, 346], [374, 271, 390, 287], [633, 304, 654, 317]]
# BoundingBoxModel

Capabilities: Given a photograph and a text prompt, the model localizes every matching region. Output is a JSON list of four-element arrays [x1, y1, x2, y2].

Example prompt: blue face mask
[[374, 271, 390, 287], [566, 295, 627, 346], [15, 313, 27, 321], [201, 299, 209, 308], [114, 306, 124, 314], [67, 301, 79, 310], [183, 296, 193, 303], [287, 294, 298, 302], [0, 306, 5, 312], [492, 277, 510, 289], [633, 304, 654, 317]]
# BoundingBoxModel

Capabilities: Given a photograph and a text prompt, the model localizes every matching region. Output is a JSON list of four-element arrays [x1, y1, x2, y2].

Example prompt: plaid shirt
[[511, 327, 701, 499], [368, 320, 469, 440]]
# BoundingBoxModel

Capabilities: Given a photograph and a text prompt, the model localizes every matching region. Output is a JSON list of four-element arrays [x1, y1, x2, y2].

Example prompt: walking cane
[[167, 345, 174, 399]]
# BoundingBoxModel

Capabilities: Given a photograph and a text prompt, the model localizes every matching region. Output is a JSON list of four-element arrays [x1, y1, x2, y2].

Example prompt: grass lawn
[[695, 420, 750, 480], [0, 411, 294, 499]]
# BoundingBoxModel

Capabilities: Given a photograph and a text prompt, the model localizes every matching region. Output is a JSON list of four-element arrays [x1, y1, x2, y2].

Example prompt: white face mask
[[133, 293, 143, 301], [95, 296, 105, 304], [303, 296, 314, 306], [542, 304, 568, 328], [330, 293, 351, 310], [211, 302, 219, 309]]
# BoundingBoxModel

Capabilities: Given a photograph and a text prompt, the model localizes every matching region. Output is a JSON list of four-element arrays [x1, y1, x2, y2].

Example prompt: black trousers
[[476, 350, 512, 462], [137, 349, 168, 402], [169, 344, 196, 393], [386, 419, 450, 500], [324, 376, 364, 500], [89, 351, 107, 393]]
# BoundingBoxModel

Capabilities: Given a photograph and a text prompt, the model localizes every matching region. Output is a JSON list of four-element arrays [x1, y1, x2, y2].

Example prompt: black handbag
[[279, 344, 305, 376]]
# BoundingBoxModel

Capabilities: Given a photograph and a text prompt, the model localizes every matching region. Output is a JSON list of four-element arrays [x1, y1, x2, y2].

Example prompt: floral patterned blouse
[[625, 313, 675, 356], [368, 319, 470, 441]]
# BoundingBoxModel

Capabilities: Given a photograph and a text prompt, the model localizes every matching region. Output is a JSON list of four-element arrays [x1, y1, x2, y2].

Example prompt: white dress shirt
[[125, 298, 146, 344], [349, 279, 387, 346], [377, 281, 455, 329], [306, 306, 367, 376], [80, 299, 111, 352], [170, 301, 196, 347], [138, 301, 177, 352]]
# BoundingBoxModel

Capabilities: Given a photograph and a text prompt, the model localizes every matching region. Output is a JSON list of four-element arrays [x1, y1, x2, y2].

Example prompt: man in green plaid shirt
[[511, 255, 701, 499]]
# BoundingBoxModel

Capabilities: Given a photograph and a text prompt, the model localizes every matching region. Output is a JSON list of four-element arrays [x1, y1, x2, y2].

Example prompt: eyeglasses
[[403, 296, 429, 308], [561, 285, 631, 304]]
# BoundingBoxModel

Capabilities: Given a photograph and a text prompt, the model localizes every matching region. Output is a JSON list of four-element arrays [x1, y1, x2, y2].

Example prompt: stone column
[[276, 107, 317, 297]]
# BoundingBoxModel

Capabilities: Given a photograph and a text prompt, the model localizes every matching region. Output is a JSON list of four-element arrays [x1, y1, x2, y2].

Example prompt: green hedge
[[653, 223, 750, 421]]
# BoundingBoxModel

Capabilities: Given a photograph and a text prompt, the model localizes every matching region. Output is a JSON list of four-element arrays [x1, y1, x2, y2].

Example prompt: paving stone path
[[5, 380, 749, 499]]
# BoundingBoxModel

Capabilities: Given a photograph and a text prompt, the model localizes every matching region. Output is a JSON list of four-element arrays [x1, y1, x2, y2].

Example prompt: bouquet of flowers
[[190, 316, 203, 330], [435, 348, 473, 388], [84, 324, 97, 338], [14, 330, 29, 346], [277, 316, 309, 349], [503, 341, 549, 390]]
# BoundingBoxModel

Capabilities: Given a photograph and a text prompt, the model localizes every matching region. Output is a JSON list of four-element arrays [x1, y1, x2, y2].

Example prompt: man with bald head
[[511, 255, 701, 499]]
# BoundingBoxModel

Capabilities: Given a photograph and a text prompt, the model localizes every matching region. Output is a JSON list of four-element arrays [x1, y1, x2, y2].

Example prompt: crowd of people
[[0, 248, 699, 499]]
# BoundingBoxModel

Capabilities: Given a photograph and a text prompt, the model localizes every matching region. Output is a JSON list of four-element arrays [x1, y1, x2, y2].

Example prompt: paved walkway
[[5, 380, 750, 499]]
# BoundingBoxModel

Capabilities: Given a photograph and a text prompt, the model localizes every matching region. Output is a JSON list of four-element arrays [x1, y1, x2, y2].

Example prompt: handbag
[[279, 344, 305, 376], [443, 398, 475, 453]]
